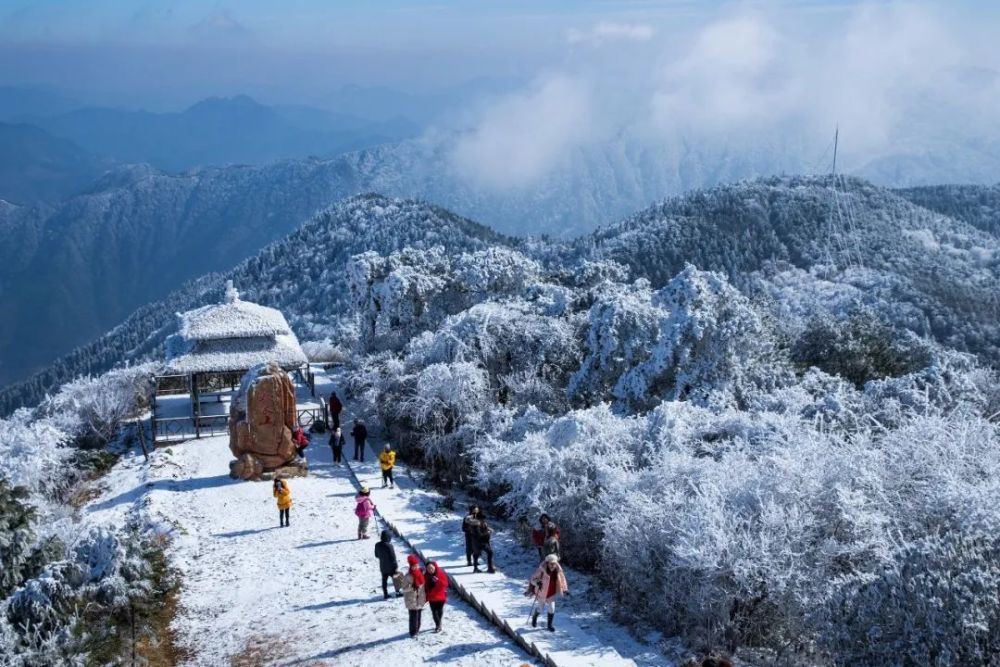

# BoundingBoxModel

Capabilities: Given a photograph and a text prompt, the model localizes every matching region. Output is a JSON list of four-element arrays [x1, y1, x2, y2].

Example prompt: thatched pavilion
[[152, 282, 313, 442]]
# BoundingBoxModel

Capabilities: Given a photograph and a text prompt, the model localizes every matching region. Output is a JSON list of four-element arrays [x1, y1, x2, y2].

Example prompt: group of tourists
[[273, 387, 571, 637], [325, 390, 372, 465]]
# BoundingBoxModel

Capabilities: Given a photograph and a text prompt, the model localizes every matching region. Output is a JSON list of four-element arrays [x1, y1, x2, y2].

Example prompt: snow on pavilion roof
[[164, 333, 307, 375], [177, 296, 292, 342]]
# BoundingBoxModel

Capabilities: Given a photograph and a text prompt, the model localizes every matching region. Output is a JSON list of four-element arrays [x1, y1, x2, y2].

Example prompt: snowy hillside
[[5, 174, 998, 416], [3, 171, 1000, 665], [7, 129, 1000, 390], [897, 182, 1000, 238], [0, 194, 513, 414]]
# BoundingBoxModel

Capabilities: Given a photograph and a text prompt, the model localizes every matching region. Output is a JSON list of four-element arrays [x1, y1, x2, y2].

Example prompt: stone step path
[[344, 452, 643, 667]]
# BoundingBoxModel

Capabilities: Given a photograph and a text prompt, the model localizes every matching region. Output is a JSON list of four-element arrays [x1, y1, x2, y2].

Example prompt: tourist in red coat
[[424, 561, 449, 633], [530, 513, 560, 561]]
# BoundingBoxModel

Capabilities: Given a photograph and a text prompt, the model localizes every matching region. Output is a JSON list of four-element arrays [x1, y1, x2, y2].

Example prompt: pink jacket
[[529, 562, 568, 603], [354, 495, 375, 518]]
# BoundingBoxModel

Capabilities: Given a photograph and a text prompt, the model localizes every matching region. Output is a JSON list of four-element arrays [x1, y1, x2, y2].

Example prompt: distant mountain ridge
[[2, 176, 997, 415], [0, 122, 111, 204], [19, 95, 420, 173]]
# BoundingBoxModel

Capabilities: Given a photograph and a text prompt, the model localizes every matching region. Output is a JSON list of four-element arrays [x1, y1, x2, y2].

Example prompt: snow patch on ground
[[86, 438, 534, 666]]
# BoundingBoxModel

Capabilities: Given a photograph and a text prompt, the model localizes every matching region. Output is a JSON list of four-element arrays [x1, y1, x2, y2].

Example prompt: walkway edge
[[342, 459, 558, 667]]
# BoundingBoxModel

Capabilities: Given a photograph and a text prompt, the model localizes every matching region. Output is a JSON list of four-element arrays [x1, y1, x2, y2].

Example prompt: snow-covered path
[[87, 438, 534, 666], [315, 366, 664, 667], [347, 455, 660, 667]]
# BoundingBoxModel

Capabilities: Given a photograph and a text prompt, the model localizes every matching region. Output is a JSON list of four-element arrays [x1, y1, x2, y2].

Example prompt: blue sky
[[0, 1, 996, 109]]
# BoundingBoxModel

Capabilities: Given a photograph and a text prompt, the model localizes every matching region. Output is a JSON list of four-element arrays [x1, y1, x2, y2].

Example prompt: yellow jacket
[[379, 450, 396, 471], [273, 482, 292, 510]]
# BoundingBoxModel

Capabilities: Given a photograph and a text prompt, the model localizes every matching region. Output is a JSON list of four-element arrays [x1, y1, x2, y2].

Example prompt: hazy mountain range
[[2, 176, 997, 415], [1, 83, 999, 393]]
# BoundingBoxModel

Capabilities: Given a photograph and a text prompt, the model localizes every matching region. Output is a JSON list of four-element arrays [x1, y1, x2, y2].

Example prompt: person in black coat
[[374, 529, 400, 600], [461, 505, 479, 566], [329, 427, 345, 464], [472, 508, 496, 574], [351, 419, 368, 461]]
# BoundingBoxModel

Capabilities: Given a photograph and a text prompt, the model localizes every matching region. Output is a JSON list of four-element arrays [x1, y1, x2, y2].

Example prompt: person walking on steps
[[424, 561, 449, 633], [379, 444, 396, 488], [374, 529, 402, 600], [529, 554, 568, 632], [531, 513, 560, 561], [330, 427, 345, 464], [400, 554, 427, 638], [328, 390, 343, 430], [354, 485, 376, 539], [351, 419, 368, 462], [542, 525, 560, 560], [472, 508, 496, 574], [462, 505, 479, 566], [273, 478, 292, 527]]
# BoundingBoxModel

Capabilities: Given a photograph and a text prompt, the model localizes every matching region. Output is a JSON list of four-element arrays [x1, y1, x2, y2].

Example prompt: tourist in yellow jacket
[[273, 478, 292, 527], [379, 444, 397, 489]]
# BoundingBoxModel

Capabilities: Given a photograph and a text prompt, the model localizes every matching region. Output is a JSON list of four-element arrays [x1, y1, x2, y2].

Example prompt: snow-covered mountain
[[897, 183, 1000, 238], [5, 124, 1000, 390], [0, 194, 512, 413], [4, 174, 1000, 666], [3, 175, 997, 416]]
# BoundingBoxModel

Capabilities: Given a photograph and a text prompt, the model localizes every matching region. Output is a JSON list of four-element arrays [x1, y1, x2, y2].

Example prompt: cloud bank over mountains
[[451, 3, 1000, 190]]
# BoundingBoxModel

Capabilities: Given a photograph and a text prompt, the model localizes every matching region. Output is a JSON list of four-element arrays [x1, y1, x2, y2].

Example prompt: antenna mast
[[832, 125, 839, 176]]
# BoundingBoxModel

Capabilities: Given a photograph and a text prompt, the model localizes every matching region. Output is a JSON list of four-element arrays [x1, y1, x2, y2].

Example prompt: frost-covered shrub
[[0, 413, 74, 499], [392, 362, 491, 482], [473, 404, 644, 565], [861, 350, 1000, 426], [571, 266, 782, 412], [0, 481, 61, 601], [568, 280, 660, 405], [301, 338, 352, 364], [2, 523, 162, 665], [615, 265, 778, 411], [38, 364, 155, 447], [452, 246, 541, 295], [348, 246, 544, 354], [823, 526, 1000, 666], [348, 248, 453, 352], [405, 301, 579, 412], [791, 309, 933, 388]]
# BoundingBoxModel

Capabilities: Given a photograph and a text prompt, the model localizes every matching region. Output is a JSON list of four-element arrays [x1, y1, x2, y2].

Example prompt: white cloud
[[450, 75, 594, 190], [567, 22, 655, 47], [450, 4, 1000, 190]]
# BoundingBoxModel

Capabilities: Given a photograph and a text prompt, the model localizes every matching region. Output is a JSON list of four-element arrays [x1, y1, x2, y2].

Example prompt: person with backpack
[[528, 554, 568, 632], [329, 427, 345, 464], [379, 444, 396, 488], [328, 390, 343, 430], [424, 561, 449, 633], [461, 505, 479, 566], [273, 478, 292, 527], [400, 554, 427, 638], [542, 525, 560, 560], [472, 508, 496, 574], [374, 529, 401, 600], [350, 419, 368, 462], [531, 513, 560, 561], [354, 485, 375, 539]]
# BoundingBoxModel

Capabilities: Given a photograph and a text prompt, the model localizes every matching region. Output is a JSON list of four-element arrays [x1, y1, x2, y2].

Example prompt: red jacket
[[424, 562, 448, 603], [531, 523, 560, 547], [293, 428, 310, 447], [329, 393, 343, 414]]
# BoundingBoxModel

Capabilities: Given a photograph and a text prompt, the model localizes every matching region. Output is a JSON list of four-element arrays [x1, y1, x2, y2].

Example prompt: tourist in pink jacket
[[354, 485, 376, 539], [528, 553, 568, 632]]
